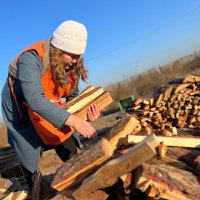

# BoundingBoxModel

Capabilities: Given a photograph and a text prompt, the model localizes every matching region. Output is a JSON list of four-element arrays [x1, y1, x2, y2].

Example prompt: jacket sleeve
[[17, 51, 70, 129]]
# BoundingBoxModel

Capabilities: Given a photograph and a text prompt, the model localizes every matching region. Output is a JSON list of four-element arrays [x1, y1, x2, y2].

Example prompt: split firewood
[[66, 86, 105, 113], [105, 113, 139, 150], [171, 126, 178, 135], [144, 126, 153, 135], [51, 138, 113, 191], [174, 83, 190, 93], [2, 191, 27, 200], [134, 98, 143, 105], [128, 135, 200, 148], [73, 136, 157, 200], [119, 173, 132, 194], [183, 74, 200, 83], [163, 85, 174, 101], [157, 142, 167, 159], [2, 192, 14, 200], [154, 93, 164, 106], [162, 129, 173, 137], [62, 86, 113, 121], [75, 91, 113, 120], [127, 74, 200, 131], [133, 159, 200, 200], [0, 177, 12, 196]]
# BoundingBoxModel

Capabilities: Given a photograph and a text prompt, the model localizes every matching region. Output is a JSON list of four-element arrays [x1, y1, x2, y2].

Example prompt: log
[[65, 85, 95, 105], [134, 160, 200, 200], [75, 91, 113, 120], [51, 189, 108, 200], [166, 146, 200, 167], [134, 98, 143, 105], [66, 87, 104, 113], [154, 93, 164, 106], [105, 113, 139, 150], [128, 135, 200, 148], [157, 142, 167, 158], [77, 85, 95, 96], [2, 191, 27, 200], [159, 156, 191, 170], [174, 83, 190, 93], [0, 177, 12, 195], [183, 74, 200, 83], [73, 139, 157, 200], [0, 189, 8, 195], [51, 138, 113, 191]]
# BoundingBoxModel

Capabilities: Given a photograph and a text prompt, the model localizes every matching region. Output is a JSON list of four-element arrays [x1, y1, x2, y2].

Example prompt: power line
[[86, 5, 200, 62]]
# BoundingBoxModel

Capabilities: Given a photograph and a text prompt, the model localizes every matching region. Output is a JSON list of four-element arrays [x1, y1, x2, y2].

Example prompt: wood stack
[[122, 74, 200, 199], [51, 128, 200, 200], [127, 74, 200, 133], [51, 115, 162, 200]]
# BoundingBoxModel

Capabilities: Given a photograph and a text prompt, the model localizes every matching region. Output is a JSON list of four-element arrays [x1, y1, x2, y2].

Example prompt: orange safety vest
[[9, 41, 74, 145]]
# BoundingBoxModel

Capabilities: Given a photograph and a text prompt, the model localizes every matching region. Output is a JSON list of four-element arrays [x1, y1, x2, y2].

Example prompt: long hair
[[49, 45, 88, 87]]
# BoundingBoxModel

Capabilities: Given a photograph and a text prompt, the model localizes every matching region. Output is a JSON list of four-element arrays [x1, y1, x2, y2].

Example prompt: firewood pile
[[1, 78, 200, 200], [49, 112, 200, 200], [127, 74, 200, 134]]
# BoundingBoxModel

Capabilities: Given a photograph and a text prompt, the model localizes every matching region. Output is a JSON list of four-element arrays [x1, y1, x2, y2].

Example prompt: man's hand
[[87, 104, 101, 122], [65, 114, 97, 139]]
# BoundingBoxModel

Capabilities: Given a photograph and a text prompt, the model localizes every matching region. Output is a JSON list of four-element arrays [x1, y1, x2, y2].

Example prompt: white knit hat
[[51, 20, 87, 55]]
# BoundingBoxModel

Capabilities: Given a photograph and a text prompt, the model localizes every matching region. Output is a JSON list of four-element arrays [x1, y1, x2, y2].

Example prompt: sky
[[0, 0, 200, 121]]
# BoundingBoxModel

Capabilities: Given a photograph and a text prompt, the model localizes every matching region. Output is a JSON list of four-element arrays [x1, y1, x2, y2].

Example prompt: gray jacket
[[1, 50, 78, 172]]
